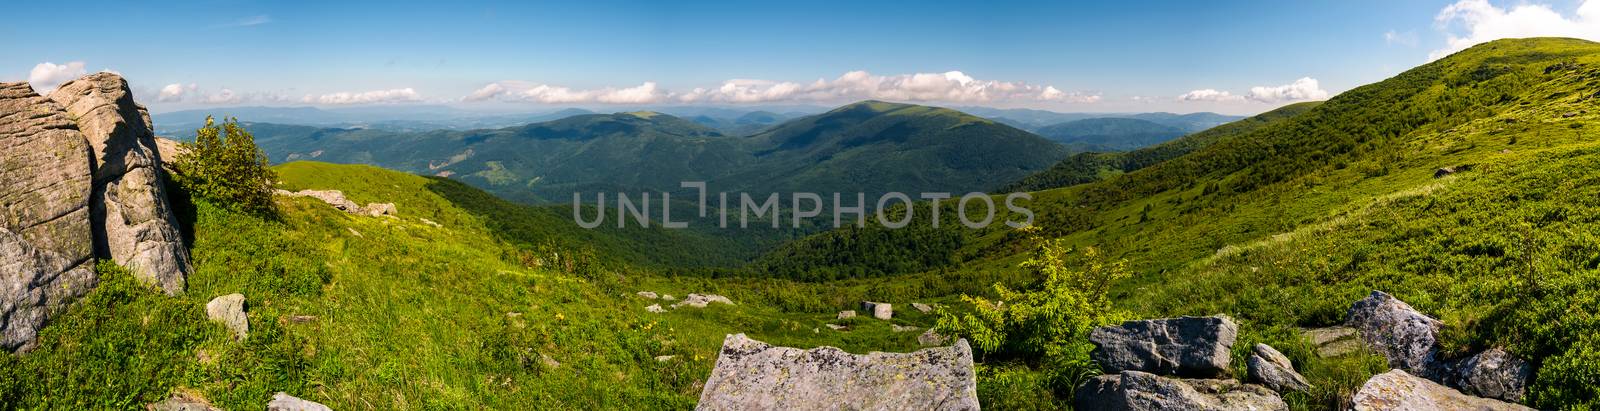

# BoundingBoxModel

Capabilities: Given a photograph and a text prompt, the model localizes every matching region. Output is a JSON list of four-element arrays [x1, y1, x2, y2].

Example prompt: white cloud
[[28, 61, 87, 93], [304, 88, 423, 105], [465, 71, 1090, 105], [1246, 77, 1329, 103], [1178, 89, 1245, 102], [1430, 0, 1600, 60], [202, 88, 241, 105], [1385, 29, 1420, 47], [466, 81, 669, 104], [158, 83, 196, 102]]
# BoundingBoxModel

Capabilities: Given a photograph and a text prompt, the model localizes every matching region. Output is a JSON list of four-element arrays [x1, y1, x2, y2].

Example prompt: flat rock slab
[[697, 333, 978, 411], [1352, 370, 1532, 411], [1247, 343, 1311, 393], [1089, 316, 1238, 378], [1074, 371, 1287, 411]]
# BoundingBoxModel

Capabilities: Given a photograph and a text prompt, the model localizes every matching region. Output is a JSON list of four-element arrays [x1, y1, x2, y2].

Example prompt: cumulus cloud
[[1430, 0, 1600, 60], [158, 83, 196, 102], [464, 71, 1093, 105], [1246, 77, 1330, 103], [28, 61, 87, 92], [1385, 30, 1420, 47], [1178, 89, 1245, 102], [304, 88, 423, 105], [150, 82, 294, 105]]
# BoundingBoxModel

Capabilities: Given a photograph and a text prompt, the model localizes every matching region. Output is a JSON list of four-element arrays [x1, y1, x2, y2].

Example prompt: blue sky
[[4, 0, 1597, 114]]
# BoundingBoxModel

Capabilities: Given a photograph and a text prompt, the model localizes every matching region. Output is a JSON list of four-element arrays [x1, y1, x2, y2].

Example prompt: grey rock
[[1073, 371, 1287, 411], [49, 73, 190, 294], [151, 136, 183, 170], [0, 81, 96, 352], [205, 293, 248, 340], [276, 189, 397, 217], [645, 304, 665, 313], [1346, 291, 1441, 374], [148, 390, 220, 411], [1440, 348, 1532, 403], [696, 333, 977, 411], [912, 303, 934, 313], [825, 323, 847, 331], [267, 392, 333, 411], [1247, 343, 1311, 393], [1089, 316, 1238, 378], [655, 355, 677, 362], [637, 291, 659, 299], [1352, 369, 1532, 411], [672, 293, 733, 309], [837, 310, 856, 319], [918, 329, 948, 347], [892, 325, 919, 332], [1301, 326, 1362, 357], [862, 301, 892, 320], [363, 202, 396, 217]]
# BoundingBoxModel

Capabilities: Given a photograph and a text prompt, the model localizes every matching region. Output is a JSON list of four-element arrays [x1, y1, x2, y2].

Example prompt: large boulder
[[1352, 370, 1532, 411], [1346, 291, 1440, 374], [1247, 343, 1311, 393], [1439, 348, 1533, 403], [1073, 371, 1287, 411], [205, 294, 248, 340], [48, 73, 190, 294], [0, 81, 97, 352], [1089, 316, 1238, 378], [696, 333, 978, 410]]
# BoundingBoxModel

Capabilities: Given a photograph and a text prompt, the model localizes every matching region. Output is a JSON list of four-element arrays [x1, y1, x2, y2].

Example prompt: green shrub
[[174, 116, 277, 216]]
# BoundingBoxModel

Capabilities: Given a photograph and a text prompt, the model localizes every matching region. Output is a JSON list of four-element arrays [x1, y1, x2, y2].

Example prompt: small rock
[[205, 294, 248, 340], [637, 291, 659, 299], [892, 325, 920, 332], [671, 293, 733, 309], [825, 324, 848, 331], [1435, 167, 1458, 178], [540, 353, 561, 369], [918, 329, 948, 347], [147, 389, 219, 411], [288, 315, 317, 324], [364, 202, 397, 217], [911, 303, 934, 313], [1562, 111, 1579, 118], [645, 304, 665, 313], [1440, 348, 1533, 403], [1247, 344, 1311, 393], [1089, 316, 1237, 378], [1352, 369, 1532, 411], [837, 310, 856, 319], [861, 301, 893, 320], [266, 392, 332, 411], [1346, 291, 1440, 373], [662, 294, 676, 301], [696, 334, 977, 410], [1073, 371, 1287, 411], [655, 355, 677, 362]]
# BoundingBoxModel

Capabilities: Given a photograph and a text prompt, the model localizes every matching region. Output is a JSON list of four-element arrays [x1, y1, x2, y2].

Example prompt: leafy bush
[[173, 116, 277, 215]]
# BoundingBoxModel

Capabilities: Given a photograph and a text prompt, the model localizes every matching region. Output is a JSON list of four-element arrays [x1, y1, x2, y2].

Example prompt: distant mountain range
[[955, 106, 1244, 133]]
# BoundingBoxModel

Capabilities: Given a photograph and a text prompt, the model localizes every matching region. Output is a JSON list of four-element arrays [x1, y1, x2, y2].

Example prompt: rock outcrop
[[275, 188, 397, 217], [696, 333, 977, 410], [147, 389, 220, 411], [0, 81, 97, 351], [672, 293, 733, 309], [48, 73, 190, 294], [1074, 371, 1288, 411], [1352, 370, 1532, 411], [267, 392, 333, 411], [1347, 291, 1442, 374], [1089, 316, 1238, 378], [205, 294, 248, 340], [1439, 348, 1533, 403], [1247, 343, 1311, 393]]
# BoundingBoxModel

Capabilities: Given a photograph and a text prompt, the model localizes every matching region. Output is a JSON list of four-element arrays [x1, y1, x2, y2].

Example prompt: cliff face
[[1, 73, 192, 351]]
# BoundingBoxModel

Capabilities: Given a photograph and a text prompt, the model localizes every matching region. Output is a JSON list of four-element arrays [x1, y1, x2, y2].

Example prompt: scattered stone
[[364, 202, 397, 217], [1301, 326, 1362, 357], [1247, 343, 1311, 393], [656, 355, 677, 362], [696, 333, 977, 410], [861, 301, 893, 320], [1346, 291, 1441, 373], [918, 329, 948, 347], [1440, 348, 1532, 403], [662, 294, 676, 301], [892, 325, 920, 332], [837, 310, 856, 319], [267, 392, 333, 411], [1089, 316, 1238, 378], [646, 304, 665, 313], [825, 324, 847, 331], [205, 294, 248, 340], [276, 188, 398, 217], [1352, 370, 1532, 411], [50, 73, 192, 294], [147, 389, 220, 411], [912, 303, 934, 313], [0, 82, 96, 352], [637, 291, 659, 299], [1073, 371, 1287, 411], [672, 293, 733, 309]]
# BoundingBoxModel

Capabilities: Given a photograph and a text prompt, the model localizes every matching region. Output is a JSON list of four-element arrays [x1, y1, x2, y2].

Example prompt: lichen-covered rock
[[205, 293, 248, 340], [48, 73, 190, 294], [1073, 371, 1287, 411], [1089, 316, 1238, 378], [1440, 348, 1533, 403], [1247, 343, 1311, 393], [0, 81, 96, 351], [1301, 326, 1361, 357], [697, 333, 977, 410], [1346, 291, 1441, 374], [862, 301, 892, 320], [1352, 370, 1532, 411], [266, 392, 333, 411], [672, 293, 733, 309]]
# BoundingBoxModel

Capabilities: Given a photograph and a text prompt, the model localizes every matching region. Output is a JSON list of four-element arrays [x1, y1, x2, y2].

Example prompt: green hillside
[[1033, 117, 1186, 153]]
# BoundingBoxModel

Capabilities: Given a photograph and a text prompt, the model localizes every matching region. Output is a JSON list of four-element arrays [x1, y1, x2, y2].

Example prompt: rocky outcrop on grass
[[1247, 343, 1311, 393], [267, 392, 333, 411], [1089, 316, 1238, 378], [1075, 371, 1288, 411], [696, 333, 977, 410], [1077, 315, 1292, 408], [205, 294, 249, 340], [0, 81, 97, 352], [1352, 370, 1532, 411], [1345, 291, 1533, 403], [49, 73, 191, 294], [275, 188, 397, 217]]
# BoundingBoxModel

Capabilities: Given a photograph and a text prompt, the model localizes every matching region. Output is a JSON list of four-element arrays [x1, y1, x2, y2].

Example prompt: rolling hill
[[1032, 117, 1187, 153]]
